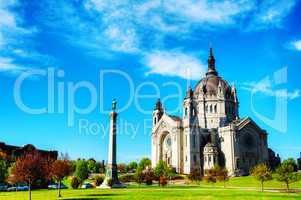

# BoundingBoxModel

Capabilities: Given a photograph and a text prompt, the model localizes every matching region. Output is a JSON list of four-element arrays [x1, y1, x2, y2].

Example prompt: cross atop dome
[[206, 47, 218, 76]]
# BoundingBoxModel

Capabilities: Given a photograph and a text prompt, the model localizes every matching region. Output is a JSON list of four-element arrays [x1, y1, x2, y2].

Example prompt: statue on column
[[99, 99, 125, 188]]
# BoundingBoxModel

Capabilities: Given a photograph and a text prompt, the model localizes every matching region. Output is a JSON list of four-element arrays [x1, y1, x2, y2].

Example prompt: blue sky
[[0, 0, 300, 163]]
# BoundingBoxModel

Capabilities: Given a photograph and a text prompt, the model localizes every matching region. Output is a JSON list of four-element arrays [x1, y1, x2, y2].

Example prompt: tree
[[10, 151, 49, 200], [51, 160, 72, 198], [0, 158, 8, 183], [251, 163, 272, 192], [87, 159, 97, 173], [139, 158, 151, 170], [276, 159, 300, 192], [216, 167, 229, 188], [95, 162, 103, 173], [74, 160, 89, 184], [126, 161, 138, 172]]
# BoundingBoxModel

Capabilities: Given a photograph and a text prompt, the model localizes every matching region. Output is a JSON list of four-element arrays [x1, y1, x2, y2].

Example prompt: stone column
[[99, 99, 124, 188]]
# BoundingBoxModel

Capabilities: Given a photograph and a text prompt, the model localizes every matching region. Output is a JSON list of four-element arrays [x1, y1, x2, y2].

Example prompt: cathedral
[[151, 48, 269, 176]]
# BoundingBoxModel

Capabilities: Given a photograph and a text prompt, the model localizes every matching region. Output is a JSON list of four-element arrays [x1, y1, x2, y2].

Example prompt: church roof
[[235, 117, 267, 134], [167, 115, 181, 121]]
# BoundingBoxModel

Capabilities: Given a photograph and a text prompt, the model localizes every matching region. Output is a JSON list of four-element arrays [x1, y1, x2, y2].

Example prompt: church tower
[[153, 99, 164, 127]]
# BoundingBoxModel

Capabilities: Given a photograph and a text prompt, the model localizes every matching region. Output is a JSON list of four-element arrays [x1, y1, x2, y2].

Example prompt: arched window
[[154, 117, 157, 125], [205, 105, 208, 113], [185, 107, 188, 117], [214, 104, 217, 113], [210, 105, 212, 113]]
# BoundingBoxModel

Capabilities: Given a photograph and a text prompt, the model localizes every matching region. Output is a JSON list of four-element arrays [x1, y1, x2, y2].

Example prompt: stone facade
[[151, 48, 269, 176]]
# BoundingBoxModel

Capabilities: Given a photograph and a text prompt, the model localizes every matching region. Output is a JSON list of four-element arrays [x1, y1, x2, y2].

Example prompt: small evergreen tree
[[74, 160, 89, 184], [0, 159, 8, 183]]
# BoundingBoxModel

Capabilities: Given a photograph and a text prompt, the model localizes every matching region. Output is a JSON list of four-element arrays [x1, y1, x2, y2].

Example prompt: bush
[[71, 177, 80, 189], [94, 176, 104, 186], [159, 176, 167, 187], [188, 168, 202, 182], [119, 174, 135, 183], [144, 170, 155, 185]]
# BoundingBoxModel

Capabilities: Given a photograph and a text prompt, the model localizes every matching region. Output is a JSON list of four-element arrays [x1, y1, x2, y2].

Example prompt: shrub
[[94, 175, 104, 186], [188, 168, 202, 182], [144, 169, 155, 185], [119, 174, 135, 183], [159, 176, 167, 187], [71, 176, 80, 189]]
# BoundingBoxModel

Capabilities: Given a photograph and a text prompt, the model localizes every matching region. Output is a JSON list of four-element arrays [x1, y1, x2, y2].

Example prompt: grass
[[1, 176, 301, 200]]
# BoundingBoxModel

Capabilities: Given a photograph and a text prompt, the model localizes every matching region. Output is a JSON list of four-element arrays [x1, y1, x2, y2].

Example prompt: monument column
[[100, 99, 124, 188]]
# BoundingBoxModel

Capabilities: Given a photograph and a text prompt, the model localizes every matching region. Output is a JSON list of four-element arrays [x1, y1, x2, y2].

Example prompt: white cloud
[[104, 25, 139, 53], [290, 40, 301, 51], [144, 51, 206, 80], [241, 79, 300, 100], [0, 0, 50, 75], [248, 0, 297, 30], [0, 57, 28, 74]]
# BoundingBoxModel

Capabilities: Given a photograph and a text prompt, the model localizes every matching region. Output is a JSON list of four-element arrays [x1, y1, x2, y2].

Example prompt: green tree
[[0, 159, 8, 183], [276, 159, 300, 192], [251, 163, 272, 192], [126, 161, 138, 172], [74, 160, 89, 184], [87, 159, 97, 173], [154, 160, 170, 186], [139, 158, 151, 170]]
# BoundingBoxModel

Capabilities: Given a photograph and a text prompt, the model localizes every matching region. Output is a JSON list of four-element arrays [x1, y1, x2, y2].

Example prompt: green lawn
[[1, 176, 301, 200], [1, 186, 301, 200]]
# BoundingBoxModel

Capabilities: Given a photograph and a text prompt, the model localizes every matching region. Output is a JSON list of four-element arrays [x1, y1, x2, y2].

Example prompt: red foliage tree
[[10, 151, 50, 200], [51, 160, 72, 198]]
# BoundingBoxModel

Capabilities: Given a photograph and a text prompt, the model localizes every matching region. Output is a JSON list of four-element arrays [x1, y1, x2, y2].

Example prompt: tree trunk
[[261, 180, 264, 192], [286, 181, 289, 192], [58, 181, 61, 198], [28, 182, 31, 200]]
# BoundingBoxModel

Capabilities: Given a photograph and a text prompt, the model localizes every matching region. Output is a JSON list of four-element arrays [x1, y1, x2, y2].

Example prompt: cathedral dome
[[193, 48, 231, 96], [194, 75, 230, 96]]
